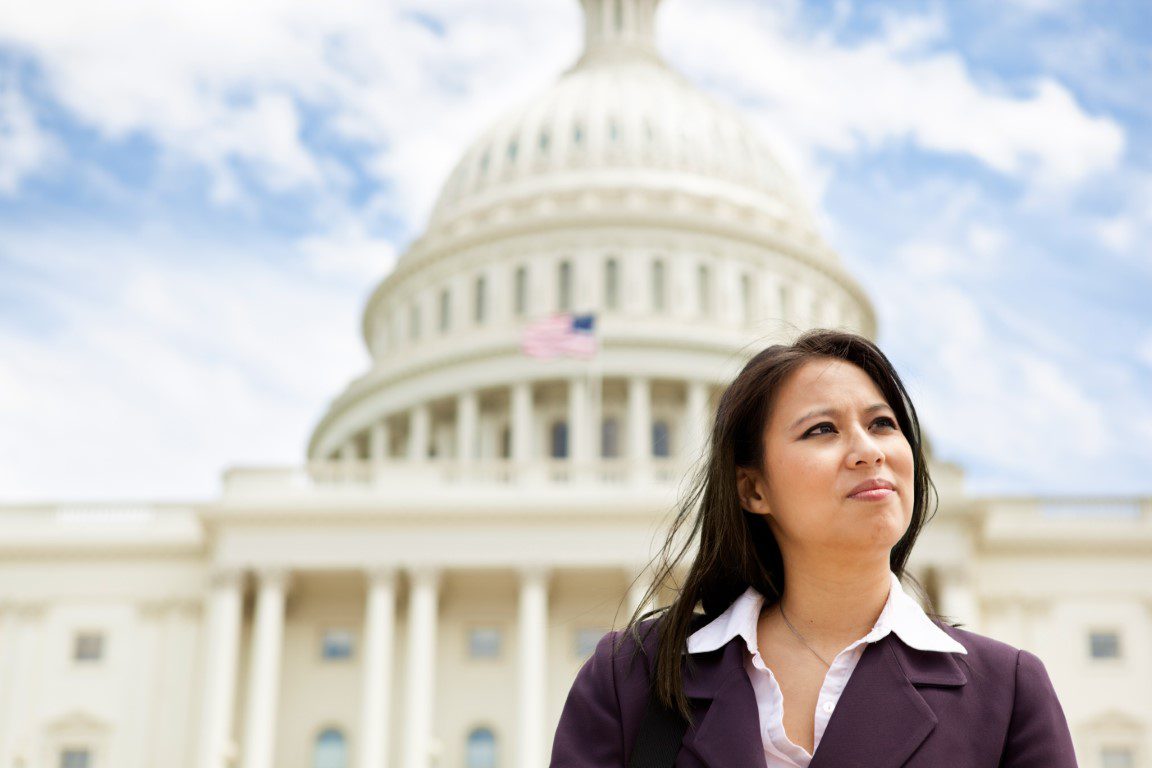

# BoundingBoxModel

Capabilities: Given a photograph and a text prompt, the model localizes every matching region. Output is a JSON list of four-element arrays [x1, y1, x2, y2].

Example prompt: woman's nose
[[848, 426, 884, 465]]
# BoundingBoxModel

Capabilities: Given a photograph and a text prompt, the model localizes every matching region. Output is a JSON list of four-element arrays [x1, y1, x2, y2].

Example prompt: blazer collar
[[679, 629, 968, 768], [685, 570, 968, 658]]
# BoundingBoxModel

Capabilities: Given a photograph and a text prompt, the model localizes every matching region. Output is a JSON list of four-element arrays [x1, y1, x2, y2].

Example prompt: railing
[[978, 496, 1152, 521], [221, 458, 689, 494]]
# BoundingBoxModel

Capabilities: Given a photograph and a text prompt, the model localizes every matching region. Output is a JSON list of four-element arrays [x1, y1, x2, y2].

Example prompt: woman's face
[[737, 358, 915, 561]]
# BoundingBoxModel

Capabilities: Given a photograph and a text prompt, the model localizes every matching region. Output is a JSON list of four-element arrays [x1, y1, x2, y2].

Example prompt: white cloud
[[1, 0, 1126, 228], [0, 0, 579, 227], [298, 220, 398, 281], [0, 227, 369, 501], [880, 281, 1118, 491], [659, 0, 1125, 207], [0, 73, 59, 194]]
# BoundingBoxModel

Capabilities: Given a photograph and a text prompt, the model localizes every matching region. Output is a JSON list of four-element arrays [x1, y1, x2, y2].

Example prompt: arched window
[[313, 728, 347, 768], [652, 420, 671, 458], [539, 129, 551, 154], [439, 288, 451, 333], [514, 266, 528, 317], [651, 259, 666, 312], [604, 258, 619, 310], [474, 275, 487, 325], [550, 420, 568, 459], [506, 138, 518, 162], [601, 417, 620, 458], [558, 260, 573, 312], [698, 264, 711, 317], [466, 727, 497, 768], [573, 122, 585, 147]]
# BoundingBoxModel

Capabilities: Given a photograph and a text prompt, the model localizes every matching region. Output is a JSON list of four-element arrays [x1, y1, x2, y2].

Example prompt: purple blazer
[[550, 617, 1078, 767]]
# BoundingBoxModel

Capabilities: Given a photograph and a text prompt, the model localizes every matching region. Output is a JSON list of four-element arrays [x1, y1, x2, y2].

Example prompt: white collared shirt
[[685, 570, 967, 767]]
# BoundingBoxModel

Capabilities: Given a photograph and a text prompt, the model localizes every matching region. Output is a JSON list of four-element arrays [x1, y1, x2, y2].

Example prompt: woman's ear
[[736, 467, 771, 517]]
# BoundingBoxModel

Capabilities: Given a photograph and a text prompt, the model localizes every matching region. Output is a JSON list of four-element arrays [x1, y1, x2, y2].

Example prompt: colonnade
[[196, 565, 654, 768], [334, 377, 714, 467]]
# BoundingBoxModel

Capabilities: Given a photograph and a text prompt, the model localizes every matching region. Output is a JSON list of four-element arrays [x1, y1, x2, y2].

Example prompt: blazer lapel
[[808, 633, 968, 768], [679, 639, 764, 768]]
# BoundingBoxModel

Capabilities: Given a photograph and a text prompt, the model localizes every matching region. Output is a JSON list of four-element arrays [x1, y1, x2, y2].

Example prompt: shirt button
[[822, 701, 835, 714]]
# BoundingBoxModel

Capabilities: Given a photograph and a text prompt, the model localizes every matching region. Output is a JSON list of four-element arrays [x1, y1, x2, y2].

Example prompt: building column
[[937, 565, 980, 632], [456, 390, 479, 463], [568, 377, 590, 464], [0, 602, 19, 767], [360, 568, 398, 768], [0, 603, 46, 768], [511, 382, 533, 462], [408, 404, 430, 461], [517, 568, 550, 768], [684, 381, 709, 464], [242, 569, 291, 768], [162, 602, 202, 766], [627, 377, 651, 482], [198, 569, 245, 768], [370, 420, 390, 463], [402, 568, 440, 768], [132, 601, 168, 768], [627, 566, 655, 619]]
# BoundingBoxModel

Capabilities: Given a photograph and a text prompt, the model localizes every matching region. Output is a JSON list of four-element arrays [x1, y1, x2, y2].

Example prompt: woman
[[550, 329, 1077, 767]]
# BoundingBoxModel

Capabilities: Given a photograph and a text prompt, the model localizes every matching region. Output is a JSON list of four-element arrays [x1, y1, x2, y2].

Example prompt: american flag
[[520, 313, 598, 359]]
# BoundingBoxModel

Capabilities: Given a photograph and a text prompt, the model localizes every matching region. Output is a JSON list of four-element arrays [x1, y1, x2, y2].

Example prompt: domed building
[[1, 1, 1149, 768]]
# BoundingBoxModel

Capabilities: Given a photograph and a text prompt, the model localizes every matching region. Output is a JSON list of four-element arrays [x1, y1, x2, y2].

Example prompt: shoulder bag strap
[[626, 683, 688, 768]]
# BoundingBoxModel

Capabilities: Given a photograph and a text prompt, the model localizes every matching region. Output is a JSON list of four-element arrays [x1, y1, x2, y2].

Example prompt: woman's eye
[[804, 417, 897, 437]]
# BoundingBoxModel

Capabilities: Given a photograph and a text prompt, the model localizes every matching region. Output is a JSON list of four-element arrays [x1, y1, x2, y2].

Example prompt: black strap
[[627, 685, 688, 768]]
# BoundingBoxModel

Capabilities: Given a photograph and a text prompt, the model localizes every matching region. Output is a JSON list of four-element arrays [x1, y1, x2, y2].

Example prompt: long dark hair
[[621, 328, 955, 720]]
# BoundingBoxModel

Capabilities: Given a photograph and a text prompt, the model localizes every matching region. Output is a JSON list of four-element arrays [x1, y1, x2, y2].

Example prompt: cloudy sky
[[1, 0, 1149, 502]]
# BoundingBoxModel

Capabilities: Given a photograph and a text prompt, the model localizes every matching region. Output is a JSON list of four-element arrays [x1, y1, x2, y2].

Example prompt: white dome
[[421, 0, 824, 252], [308, 0, 876, 462]]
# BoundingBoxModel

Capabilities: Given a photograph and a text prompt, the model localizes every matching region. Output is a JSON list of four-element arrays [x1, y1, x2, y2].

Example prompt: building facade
[[1, 1, 1150, 767]]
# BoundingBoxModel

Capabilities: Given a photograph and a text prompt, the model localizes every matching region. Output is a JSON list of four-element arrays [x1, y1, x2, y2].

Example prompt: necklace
[[777, 602, 832, 669]]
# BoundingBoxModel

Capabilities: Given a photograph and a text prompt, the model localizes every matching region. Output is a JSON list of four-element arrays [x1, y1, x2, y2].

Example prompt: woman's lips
[[849, 488, 894, 501]]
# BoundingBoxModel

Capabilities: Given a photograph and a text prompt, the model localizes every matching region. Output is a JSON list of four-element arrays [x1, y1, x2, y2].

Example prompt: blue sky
[[0, 0, 1149, 501]]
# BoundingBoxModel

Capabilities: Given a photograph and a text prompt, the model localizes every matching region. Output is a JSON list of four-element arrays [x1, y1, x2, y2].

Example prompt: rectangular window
[[558, 260, 573, 312], [514, 267, 528, 317], [651, 259, 666, 312], [741, 273, 753, 324], [1089, 630, 1121, 659], [604, 258, 619, 310], [499, 425, 512, 459], [1102, 747, 1134, 768], [73, 632, 103, 663], [321, 629, 355, 660], [409, 304, 421, 341], [439, 289, 451, 333], [574, 628, 604, 659], [60, 749, 92, 768], [698, 264, 711, 317], [468, 627, 502, 659], [652, 420, 671, 458], [474, 275, 486, 325], [550, 421, 569, 459], [601, 418, 620, 458]]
